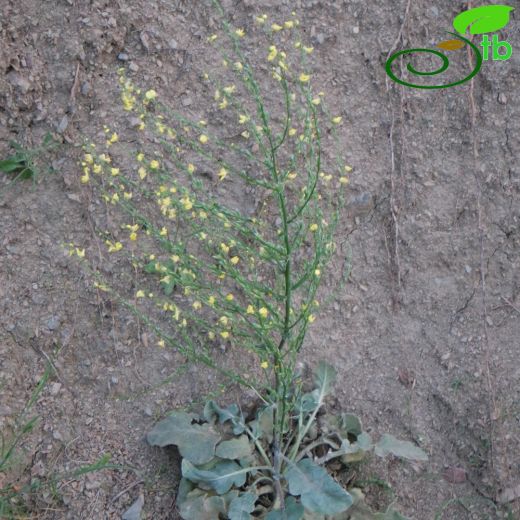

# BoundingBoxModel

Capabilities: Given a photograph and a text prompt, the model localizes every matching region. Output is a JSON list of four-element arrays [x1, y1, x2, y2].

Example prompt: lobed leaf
[[182, 458, 247, 495], [147, 411, 220, 465], [215, 435, 252, 460], [228, 492, 257, 520], [285, 458, 352, 514], [374, 434, 427, 461], [266, 496, 305, 520]]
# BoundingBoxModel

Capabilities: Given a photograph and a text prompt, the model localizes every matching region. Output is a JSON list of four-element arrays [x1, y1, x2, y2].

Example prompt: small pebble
[[117, 52, 129, 61], [129, 62, 139, 72]]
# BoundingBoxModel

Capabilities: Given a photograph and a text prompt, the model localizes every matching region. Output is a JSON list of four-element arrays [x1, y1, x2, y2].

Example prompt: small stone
[[128, 116, 142, 128], [129, 62, 139, 72], [498, 93, 507, 105], [144, 406, 153, 417], [117, 52, 129, 61], [46, 315, 60, 331], [7, 71, 31, 94], [168, 38, 178, 50], [111, 376, 119, 385], [181, 96, 192, 107], [80, 82, 91, 96], [57, 115, 69, 134], [50, 382, 62, 396], [352, 26, 360, 34], [316, 33, 325, 44]]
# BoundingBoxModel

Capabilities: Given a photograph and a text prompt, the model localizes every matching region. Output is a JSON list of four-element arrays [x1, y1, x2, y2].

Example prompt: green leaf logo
[[453, 5, 514, 35]]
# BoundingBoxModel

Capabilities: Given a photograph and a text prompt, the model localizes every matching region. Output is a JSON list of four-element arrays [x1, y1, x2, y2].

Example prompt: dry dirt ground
[[1, 0, 520, 518]]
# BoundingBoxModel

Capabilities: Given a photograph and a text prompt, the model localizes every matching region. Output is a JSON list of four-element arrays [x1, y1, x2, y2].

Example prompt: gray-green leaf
[[266, 496, 305, 520], [285, 458, 352, 514], [453, 5, 514, 35], [182, 459, 247, 495], [204, 400, 245, 435], [147, 411, 220, 465], [374, 434, 428, 461], [228, 493, 257, 520], [314, 361, 336, 397], [216, 435, 252, 460], [178, 492, 227, 520]]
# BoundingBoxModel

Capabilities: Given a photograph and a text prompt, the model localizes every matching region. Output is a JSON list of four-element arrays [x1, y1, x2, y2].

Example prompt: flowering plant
[[74, 4, 426, 518]]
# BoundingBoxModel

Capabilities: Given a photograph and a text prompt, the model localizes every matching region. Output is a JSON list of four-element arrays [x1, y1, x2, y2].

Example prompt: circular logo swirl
[[385, 33, 483, 89]]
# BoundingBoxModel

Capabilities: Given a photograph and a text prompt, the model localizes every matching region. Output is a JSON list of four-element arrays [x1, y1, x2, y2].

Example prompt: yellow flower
[[199, 134, 208, 144], [239, 114, 250, 124], [187, 163, 195, 174], [267, 45, 278, 61], [299, 73, 311, 83], [137, 152, 145, 162], [230, 256, 239, 265], [130, 232, 137, 241], [332, 116, 342, 124], [218, 168, 228, 182], [260, 361, 269, 369], [288, 128, 297, 136], [271, 23, 283, 31], [208, 331, 216, 340], [80, 171, 90, 184], [108, 132, 118, 144], [287, 172, 297, 180], [159, 227, 167, 236], [219, 331, 229, 339], [225, 293, 234, 301], [309, 223, 318, 232], [84, 153, 93, 164], [284, 20, 294, 28], [208, 34, 218, 42], [303, 46, 314, 54], [193, 301, 202, 310], [344, 165, 353, 172], [246, 305, 255, 314], [123, 192, 132, 200], [314, 269, 321, 276], [208, 296, 216, 306], [199, 210, 207, 219], [181, 197, 193, 211], [219, 316, 229, 326], [157, 339, 165, 348], [150, 160, 160, 170], [111, 167, 120, 176], [145, 89, 157, 101], [311, 97, 321, 105], [259, 307, 269, 318], [339, 177, 349, 185], [106, 240, 123, 252], [308, 314, 316, 323], [234, 61, 243, 71], [93, 164, 102, 174], [223, 85, 236, 95], [219, 98, 228, 110], [220, 243, 230, 254], [76, 248, 85, 258], [235, 28, 245, 37], [255, 14, 267, 24], [136, 290, 145, 298], [138, 167, 147, 180]]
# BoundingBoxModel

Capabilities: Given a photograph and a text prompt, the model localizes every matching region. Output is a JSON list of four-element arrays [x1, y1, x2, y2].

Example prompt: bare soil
[[1, 0, 519, 518]]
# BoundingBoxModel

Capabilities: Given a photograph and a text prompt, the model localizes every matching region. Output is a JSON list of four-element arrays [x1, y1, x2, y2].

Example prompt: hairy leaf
[[147, 411, 220, 465], [266, 496, 305, 520], [285, 458, 352, 514], [204, 400, 245, 434], [216, 435, 252, 460], [453, 5, 514, 35], [314, 361, 336, 397], [178, 491, 227, 520], [182, 459, 247, 495], [249, 404, 274, 442], [228, 492, 257, 520], [374, 434, 427, 461]]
